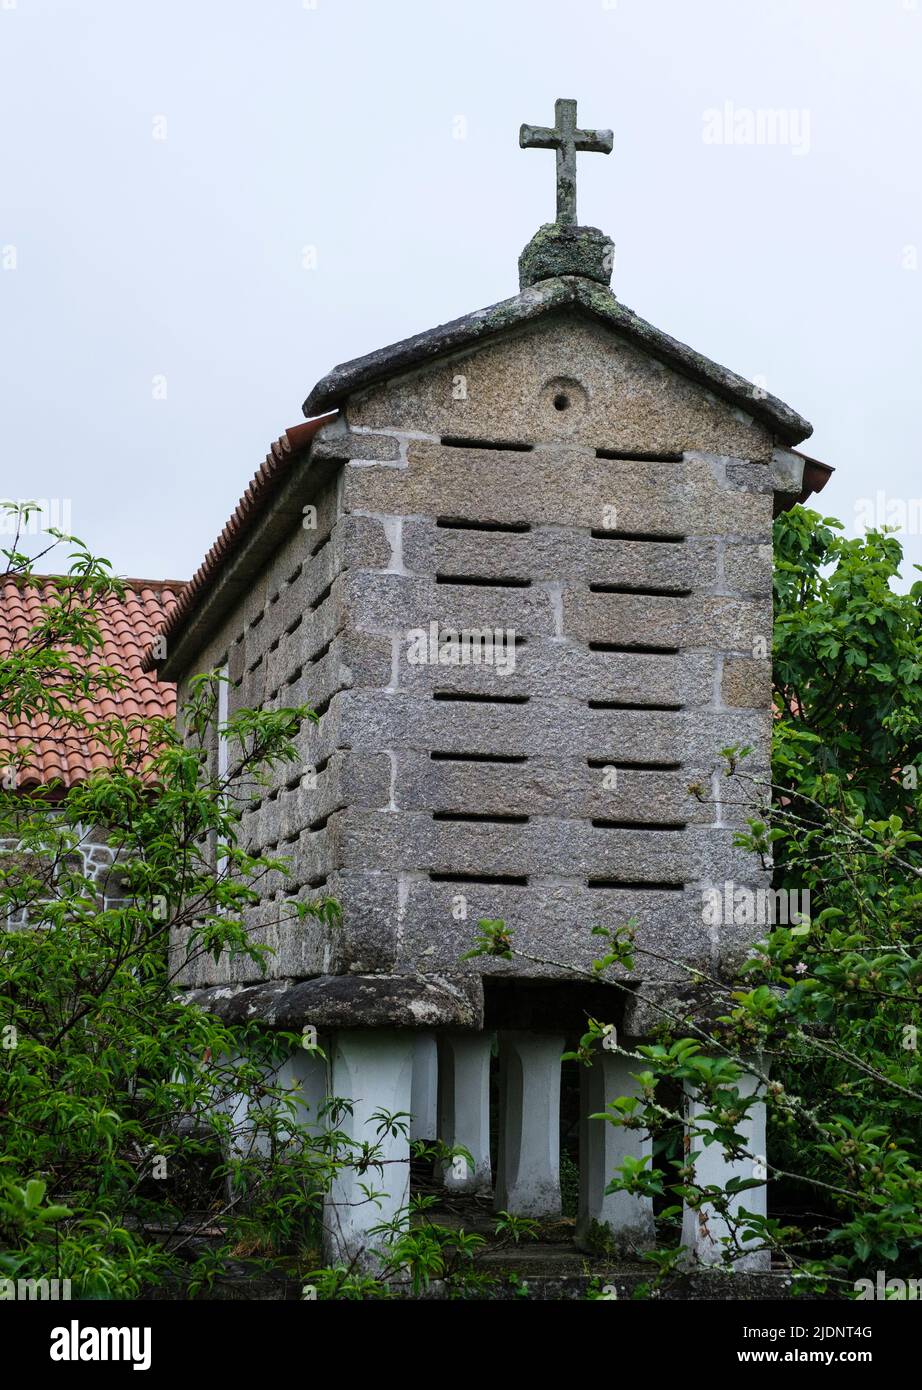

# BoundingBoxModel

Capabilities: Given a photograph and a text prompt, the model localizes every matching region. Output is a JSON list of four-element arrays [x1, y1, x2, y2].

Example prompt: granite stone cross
[[519, 98, 613, 226]]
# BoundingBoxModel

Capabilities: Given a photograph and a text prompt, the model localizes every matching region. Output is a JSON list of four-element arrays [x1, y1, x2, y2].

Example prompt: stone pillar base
[[275, 1042, 330, 1140], [577, 1048, 654, 1252], [323, 1030, 414, 1270], [410, 1034, 438, 1142], [437, 1032, 493, 1194], [495, 1031, 563, 1218], [681, 1057, 769, 1271]]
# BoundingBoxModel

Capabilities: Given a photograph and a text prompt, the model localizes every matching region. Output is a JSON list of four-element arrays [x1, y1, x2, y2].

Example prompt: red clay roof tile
[[0, 576, 184, 790], [142, 413, 336, 672]]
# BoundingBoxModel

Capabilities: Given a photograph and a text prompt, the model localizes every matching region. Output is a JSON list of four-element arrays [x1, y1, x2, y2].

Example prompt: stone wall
[[171, 311, 780, 1025], [2, 817, 127, 929]]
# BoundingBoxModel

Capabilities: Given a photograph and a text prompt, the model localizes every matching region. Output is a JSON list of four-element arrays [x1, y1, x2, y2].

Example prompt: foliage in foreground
[[0, 510, 479, 1298], [472, 510, 922, 1297], [3, 503, 921, 1300]]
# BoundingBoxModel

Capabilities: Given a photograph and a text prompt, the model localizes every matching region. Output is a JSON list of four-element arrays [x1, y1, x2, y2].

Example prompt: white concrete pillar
[[221, 1044, 329, 1175], [681, 1058, 769, 1271], [410, 1034, 438, 1142], [323, 1030, 414, 1269], [274, 1043, 330, 1140], [494, 1031, 564, 1218], [220, 1053, 270, 1162], [225, 1079, 264, 1161], [577, 1049, 654, 1250], [437, 1032, 492, 1194]]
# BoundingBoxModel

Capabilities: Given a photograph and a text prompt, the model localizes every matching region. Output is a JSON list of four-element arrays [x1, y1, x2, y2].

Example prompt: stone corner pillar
[[681, 1055, 770, 1272], [323, 1029, 415, 1270], [437, 1031, 492, 1195], [576, 1047, 654, 1252], [494, 1031, 564, 1218], [409, 1034, 438, 1142], [274, 1040, 330, 1140]]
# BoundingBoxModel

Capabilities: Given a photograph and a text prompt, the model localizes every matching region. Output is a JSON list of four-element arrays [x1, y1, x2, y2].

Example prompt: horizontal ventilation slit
[[287, 754, 331, 785], [432, 812, 529, 824], [595, 449, 684, 462], [430, 751, 527, 764], [592, 819, 686, 831], [587, 878, 685, 892], [311, 581, 333, 610], [312, 693, 334, 718], [437, 517, 532, 533], [588, 700, 684, 711], [429, 872, 529, 886], [441, 436, 533, 452], [308, 813, 331, 833], [587, 758, 681, 771], [311, 533, 331, 558], [286, 614, 303, 636], [588, 582, 691, 597], [433, 691, 530, 705], [285, 665, 304, 688], [311, 637, 333, 664], [436, 574, 532, 588], [589, 641, 680, 655], [591, 529, 686, 543]]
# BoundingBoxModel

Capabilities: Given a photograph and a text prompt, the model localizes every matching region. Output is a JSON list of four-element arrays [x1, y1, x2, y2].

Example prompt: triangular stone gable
[[344, 310, 777, 461], [305, 277, 811, 448]]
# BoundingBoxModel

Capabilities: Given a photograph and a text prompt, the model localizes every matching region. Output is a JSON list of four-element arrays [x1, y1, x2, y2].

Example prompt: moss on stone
[[519, 222, 615, 290]]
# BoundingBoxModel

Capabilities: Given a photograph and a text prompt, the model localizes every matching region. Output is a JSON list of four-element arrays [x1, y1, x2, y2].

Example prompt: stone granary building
[[149, 101, 832, 1269]]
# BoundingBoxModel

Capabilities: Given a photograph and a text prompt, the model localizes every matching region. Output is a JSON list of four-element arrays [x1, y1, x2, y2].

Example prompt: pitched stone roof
[[0, 576, 184, 789], [303, 275, 814, 447]]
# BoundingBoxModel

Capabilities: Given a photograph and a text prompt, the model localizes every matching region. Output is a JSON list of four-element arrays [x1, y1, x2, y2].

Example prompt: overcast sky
[[2, 0, 920, 587]]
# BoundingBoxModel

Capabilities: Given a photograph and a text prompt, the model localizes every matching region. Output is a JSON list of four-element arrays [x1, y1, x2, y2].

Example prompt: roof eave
[[772, 447, 835, 515], [795, 450, 835, 506], [151, 416, 339, 681]]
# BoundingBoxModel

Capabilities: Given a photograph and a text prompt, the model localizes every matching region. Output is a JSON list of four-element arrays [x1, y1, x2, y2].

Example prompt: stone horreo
[[147, 100, 832, 1270]]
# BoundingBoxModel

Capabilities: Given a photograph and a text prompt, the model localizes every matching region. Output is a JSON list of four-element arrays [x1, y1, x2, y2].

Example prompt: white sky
[[2, 0, 920, 585]]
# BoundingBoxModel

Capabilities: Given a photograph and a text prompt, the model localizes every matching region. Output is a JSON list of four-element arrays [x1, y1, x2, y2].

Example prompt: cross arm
[[575, 127, 614, 154], [519, 123, 558, 150]]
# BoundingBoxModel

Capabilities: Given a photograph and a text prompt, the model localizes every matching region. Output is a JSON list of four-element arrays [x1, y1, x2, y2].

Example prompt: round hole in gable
[[540, 376, 587, 425]]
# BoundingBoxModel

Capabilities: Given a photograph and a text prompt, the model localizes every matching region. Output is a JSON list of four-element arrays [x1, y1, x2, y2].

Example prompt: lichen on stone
[[519, 222, 615, 290]]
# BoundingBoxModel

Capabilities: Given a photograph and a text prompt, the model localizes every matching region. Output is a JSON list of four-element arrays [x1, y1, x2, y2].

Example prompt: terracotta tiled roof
[[144, 413, 337, 672], [791, 449, 834, 505], [0, 576, 184, 790]]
